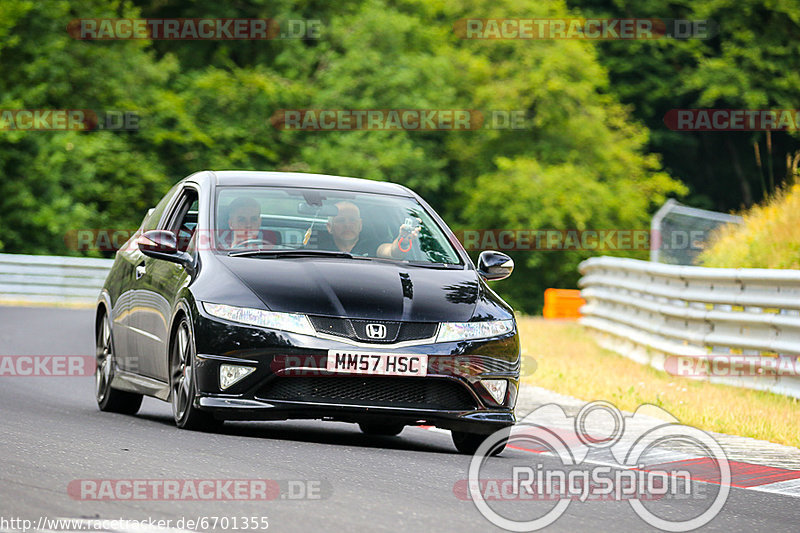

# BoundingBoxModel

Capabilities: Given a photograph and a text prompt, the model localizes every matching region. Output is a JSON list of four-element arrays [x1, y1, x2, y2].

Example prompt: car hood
[[216, 256, 496, 322]]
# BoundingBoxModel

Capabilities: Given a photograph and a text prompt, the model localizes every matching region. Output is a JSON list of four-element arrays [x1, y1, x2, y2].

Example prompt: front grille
[[257, 377, 477, 410], [308, 316, 438, 344]]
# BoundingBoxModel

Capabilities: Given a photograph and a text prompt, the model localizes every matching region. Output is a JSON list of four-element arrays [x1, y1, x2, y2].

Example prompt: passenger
[[316, 201, 420, 259]]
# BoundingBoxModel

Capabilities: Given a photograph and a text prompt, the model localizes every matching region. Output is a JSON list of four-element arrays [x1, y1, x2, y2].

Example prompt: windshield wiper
[[404, 261, 463, 269], [228, 249, 355, 259]]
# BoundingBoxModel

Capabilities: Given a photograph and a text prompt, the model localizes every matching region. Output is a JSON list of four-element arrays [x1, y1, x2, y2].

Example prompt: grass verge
[[0, 299, 94, 309], [698, 182, 800, 268], [519, 317, 800, 446]]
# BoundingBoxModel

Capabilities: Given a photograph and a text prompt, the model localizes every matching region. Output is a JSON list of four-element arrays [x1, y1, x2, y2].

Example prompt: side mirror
[[477, 251, 514, 281], [138, 230, 193, 269]]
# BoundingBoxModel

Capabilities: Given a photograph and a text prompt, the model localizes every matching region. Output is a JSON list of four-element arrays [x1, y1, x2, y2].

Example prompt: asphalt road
[[0, 306, 797, 533]]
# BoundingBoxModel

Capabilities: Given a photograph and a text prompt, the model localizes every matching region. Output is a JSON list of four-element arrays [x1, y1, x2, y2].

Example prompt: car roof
[[204, 171, 416, 197]]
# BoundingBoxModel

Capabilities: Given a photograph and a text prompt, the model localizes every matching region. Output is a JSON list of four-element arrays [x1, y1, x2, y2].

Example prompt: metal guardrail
[[0, 253, 113, 305], [579, 256, 800, 398]]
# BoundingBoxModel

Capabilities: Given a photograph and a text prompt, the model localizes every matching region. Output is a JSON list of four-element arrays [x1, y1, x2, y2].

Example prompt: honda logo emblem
[[365, 323, 387, 339]]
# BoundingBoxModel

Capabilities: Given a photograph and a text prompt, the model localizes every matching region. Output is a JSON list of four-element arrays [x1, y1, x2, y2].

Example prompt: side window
[[163, 188, 200, 253], [142, 184, 181, 233]]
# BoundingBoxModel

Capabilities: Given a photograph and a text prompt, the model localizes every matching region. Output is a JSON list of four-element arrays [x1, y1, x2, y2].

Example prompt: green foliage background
[[1, 0, 797, 312]]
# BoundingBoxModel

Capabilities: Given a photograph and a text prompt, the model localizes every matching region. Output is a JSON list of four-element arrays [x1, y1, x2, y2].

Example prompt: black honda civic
[[95, 170, 519, 454]]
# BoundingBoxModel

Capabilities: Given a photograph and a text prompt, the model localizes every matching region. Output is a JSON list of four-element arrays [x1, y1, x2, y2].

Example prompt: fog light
[[481, 379, 507, 404], [219, 364, 256, 390]]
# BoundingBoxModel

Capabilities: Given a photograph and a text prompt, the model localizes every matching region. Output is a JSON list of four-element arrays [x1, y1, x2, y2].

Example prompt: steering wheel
[[232, 238, 274, 249]]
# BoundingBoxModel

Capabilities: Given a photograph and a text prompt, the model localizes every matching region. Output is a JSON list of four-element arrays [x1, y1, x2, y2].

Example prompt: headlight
[[202, 302, 316, 336], [436, 319, 514, 342]]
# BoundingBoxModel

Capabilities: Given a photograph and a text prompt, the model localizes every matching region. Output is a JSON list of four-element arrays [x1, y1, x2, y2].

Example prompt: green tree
[[1, 0, 687, 313], [0, 0, 176, 254], [566, 0, 800, 210]]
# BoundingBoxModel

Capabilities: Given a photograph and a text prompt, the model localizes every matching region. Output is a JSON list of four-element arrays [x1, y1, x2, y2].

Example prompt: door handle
[[135, 264, 146, 279]]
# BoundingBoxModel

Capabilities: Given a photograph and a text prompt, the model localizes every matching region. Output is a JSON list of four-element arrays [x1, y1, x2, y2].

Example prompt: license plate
[[326, 351, 428, 377]]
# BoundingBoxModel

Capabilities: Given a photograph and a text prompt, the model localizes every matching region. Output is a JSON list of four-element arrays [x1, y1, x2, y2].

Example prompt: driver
[[226, 197, 267, 248], [317, 201, 420, 259]]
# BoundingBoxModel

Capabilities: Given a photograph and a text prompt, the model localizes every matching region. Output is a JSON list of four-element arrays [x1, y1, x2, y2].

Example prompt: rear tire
[[95, 312, 143, 415], [358, 421, 404, 436], [452, 429, 508, 456], [170, 316, 223, 432]]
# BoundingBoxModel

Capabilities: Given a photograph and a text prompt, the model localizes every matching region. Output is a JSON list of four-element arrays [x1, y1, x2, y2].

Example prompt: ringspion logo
[[466, 401, 730, 531]]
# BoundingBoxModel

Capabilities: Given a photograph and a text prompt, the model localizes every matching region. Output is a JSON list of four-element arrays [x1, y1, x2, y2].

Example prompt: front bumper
[[191, 309, 520, 433]]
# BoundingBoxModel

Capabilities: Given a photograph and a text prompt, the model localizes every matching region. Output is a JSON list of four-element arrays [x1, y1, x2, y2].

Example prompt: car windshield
[[214, 186, 463, 265]]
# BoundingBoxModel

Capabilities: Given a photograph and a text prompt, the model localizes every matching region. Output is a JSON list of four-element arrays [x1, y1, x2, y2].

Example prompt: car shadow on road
[[135, 411, 458, 455]]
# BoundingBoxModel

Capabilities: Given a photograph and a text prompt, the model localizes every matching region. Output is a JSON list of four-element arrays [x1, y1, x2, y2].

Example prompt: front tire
[[170, 315, 222, 431], [452, 430, 508, 456], [95, 312, 143, 414]]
